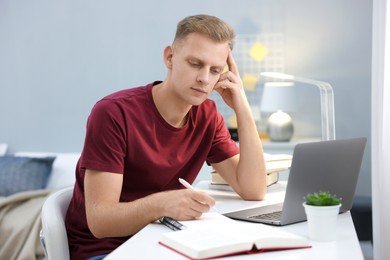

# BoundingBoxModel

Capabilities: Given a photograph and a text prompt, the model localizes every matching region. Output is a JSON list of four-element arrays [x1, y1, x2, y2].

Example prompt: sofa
[[0, 145, 80, 260]]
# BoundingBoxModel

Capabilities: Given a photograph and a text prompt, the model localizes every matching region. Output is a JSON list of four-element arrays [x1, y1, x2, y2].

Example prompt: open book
[[159, 213, 311, 260]]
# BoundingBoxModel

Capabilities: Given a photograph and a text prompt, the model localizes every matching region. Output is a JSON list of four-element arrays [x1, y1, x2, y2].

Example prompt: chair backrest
[[41, 186, 73, 260]]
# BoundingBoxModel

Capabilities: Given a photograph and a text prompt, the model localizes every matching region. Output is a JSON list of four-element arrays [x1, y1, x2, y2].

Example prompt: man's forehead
[[175, 34, 229, 65]]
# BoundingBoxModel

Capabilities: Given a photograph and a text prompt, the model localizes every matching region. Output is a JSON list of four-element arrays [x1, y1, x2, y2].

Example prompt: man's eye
[[190, 62, 200, 67]]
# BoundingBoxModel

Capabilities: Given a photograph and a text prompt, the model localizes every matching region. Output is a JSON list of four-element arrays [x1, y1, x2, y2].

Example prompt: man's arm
[[84, 169, 215, 238], [213, 50, 267, 200]]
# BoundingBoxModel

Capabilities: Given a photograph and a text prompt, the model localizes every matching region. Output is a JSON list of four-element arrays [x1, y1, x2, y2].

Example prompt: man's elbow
[[240, 189, 266, 201], [87, 217, 107, 239], [86, 208, 112, 239]]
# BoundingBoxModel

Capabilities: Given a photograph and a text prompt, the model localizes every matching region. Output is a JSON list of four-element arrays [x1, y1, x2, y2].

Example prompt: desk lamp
[[261, 72, 336, 141], [261, 82, 296, 142]]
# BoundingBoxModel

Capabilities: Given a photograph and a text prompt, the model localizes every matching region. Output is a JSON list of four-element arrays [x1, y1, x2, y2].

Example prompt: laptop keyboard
[[248, 211, 282, 221]]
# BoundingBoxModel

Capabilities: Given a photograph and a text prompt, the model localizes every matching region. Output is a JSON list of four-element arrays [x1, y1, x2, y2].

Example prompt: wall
[[372, 0, 390, 258], [0, 0, 372, 196]]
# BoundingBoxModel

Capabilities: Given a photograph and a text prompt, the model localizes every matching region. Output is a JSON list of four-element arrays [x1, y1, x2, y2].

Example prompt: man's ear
[[163, 45, 173, 69]]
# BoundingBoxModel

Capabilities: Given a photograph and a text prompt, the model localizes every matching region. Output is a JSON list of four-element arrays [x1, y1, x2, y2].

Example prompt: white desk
[[105, 181, 364, 260]]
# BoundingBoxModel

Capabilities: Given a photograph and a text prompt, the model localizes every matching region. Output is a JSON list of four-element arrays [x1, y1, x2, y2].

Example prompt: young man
[[65, 14, 267, 259]]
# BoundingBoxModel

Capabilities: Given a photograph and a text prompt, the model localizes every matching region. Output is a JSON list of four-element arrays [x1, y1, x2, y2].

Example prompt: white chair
[[40, 186, 73, 260]]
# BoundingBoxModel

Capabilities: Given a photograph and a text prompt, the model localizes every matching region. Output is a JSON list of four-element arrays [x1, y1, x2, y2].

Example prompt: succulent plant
[[304, 191, 341, 206]]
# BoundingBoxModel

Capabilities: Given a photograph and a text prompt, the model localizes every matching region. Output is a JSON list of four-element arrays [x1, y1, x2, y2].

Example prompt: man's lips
[[191, 87, 208, 94]]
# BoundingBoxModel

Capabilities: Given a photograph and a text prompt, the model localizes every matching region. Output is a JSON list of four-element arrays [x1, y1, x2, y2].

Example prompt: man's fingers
[[227, 50, 239, 75], [191, 190, 215, 208]]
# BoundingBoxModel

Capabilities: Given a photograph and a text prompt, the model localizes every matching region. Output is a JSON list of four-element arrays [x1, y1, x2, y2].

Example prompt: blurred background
[[0, 0, 372, 197]]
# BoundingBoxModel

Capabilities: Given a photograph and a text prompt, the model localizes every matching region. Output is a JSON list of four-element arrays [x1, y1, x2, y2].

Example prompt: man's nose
[[196, 69, 210, 85]]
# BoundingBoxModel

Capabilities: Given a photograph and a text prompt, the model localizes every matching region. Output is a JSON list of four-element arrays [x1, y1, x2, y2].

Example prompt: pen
[[178, 178, 219, 212], [159, 216, 187, 231], [178, 178, 195, 190]]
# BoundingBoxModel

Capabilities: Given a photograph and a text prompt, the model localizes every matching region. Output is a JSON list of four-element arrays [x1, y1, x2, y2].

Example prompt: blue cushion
[[0, 156, 56, 196]]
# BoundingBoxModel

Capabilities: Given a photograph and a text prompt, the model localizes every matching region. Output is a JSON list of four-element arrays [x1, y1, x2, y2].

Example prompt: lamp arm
[[318, 83, 336, 141], [261, 73, 336, 141], [291, 76, 336, 140]]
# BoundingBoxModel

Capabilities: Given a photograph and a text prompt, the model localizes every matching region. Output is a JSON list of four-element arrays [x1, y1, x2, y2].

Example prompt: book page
[[229, 223, 310, 249], [161, 227, 252, 259], [264, 153, 293, 162]]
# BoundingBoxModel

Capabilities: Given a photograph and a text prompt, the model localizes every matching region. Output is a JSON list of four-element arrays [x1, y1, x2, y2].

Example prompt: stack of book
[[209, 153, 292, 191]]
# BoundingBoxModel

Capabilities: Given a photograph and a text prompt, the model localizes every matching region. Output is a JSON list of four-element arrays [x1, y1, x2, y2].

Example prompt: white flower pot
[[303, 202, 342, 241]]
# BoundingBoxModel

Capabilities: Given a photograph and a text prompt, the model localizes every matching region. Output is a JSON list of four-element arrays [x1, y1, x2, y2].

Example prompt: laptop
[[223, 137, 367, 226]]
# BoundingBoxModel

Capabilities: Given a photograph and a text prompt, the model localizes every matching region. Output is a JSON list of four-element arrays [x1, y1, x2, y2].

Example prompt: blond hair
[[174, 14, 235, 50]]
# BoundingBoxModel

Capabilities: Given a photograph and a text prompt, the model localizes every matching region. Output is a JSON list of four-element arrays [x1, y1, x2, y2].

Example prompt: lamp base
[[267, 110, 294, 142]]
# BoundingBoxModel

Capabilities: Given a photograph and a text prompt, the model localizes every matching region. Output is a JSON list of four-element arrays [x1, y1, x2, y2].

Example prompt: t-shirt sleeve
[[206, 112, 239, 164], [80, 99, 126, 174]]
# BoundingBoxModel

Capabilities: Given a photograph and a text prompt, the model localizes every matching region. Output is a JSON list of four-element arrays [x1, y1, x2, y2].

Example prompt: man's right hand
[[158, 189, 216, 220], [84, 169, 215, 239]]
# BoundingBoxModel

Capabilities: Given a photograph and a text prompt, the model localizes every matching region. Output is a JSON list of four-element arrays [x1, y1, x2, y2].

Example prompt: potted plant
[[303, 191, 342, 241]]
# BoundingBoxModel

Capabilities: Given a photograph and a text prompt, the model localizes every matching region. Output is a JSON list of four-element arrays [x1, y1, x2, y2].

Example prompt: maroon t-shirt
[[65, 82, 239, 259]]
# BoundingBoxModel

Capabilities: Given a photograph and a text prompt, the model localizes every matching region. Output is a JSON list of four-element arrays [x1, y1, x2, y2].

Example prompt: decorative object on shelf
[[267, 110, 294, 142], [261, 72, 336, 141], [303, 191, 342, 241]]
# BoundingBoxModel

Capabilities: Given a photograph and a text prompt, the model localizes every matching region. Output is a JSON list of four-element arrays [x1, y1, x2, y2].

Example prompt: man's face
[[169, 33, 230, 106]]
